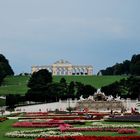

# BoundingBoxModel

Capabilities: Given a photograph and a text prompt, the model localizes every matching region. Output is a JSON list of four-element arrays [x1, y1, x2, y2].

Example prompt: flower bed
[[0, 117, 7, 122], [92, 122, 140, 128], [36, 136, 140, 140], [105, 115, 140, 122], [118, 129, 137, 134], [24, 112, 107, 120], [25, 112, 48, 117], [12, 120, 69, 128], [5, 128, 82, 139]]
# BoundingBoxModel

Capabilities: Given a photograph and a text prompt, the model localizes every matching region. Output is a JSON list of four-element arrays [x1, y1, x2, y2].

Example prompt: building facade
[[31, 59, 93, 75]]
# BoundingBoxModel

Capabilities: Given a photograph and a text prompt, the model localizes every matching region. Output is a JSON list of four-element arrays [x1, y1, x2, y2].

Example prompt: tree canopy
[[0, 54, 14, 85], [101, 76, 140, 100], [99, 54, 140, 76], [27, 69, 52, 89]]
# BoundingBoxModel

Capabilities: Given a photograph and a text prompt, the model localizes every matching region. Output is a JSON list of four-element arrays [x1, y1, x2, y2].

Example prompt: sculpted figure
[[107, 95, 114, 101]]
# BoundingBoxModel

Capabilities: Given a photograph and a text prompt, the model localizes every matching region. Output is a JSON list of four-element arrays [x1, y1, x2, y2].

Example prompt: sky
[[0, 0, 140, 74]]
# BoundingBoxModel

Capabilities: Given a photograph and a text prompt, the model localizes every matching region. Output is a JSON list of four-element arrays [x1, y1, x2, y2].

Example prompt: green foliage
[[67, 81, 75, 98], [6, 94, 22, 108], [101, 76, 140, 100], [0, 98, 5, 106], [100, 54, 140, 76], [27, 69, 52, 89], [26, 69, 54, 102], [0, 54, 14, 85]]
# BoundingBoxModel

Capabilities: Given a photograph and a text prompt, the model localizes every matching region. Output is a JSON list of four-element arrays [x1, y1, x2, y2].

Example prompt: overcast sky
[[0, 0, 140, 74]]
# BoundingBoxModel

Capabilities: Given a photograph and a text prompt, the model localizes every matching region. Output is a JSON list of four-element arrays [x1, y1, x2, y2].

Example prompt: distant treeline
[[99, 54, 140, 75], [0, 54, 14, 85]]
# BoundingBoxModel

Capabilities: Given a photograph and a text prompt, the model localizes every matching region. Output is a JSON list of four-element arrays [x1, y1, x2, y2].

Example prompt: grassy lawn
[[0, 76, 30, 95], [0, 119, 33, 140], [0, 75, 126, 96], [0, 119, 140, 140], [53, 75, 127, 88]]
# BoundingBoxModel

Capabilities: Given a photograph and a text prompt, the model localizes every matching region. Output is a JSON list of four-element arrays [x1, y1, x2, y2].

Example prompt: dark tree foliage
[[75, 82, 85, 98], [0, 54, 14, 85], [26, 71, 97, 102], [101, 81, 120, 97], [82, 85, 96, 98], [75, 82, 96, 98], [27, 69, 52, 89], [130, 54, 140, 75], [46, 83, 66, 102], [101, 76, 140, 100], [26, 69, 53, 102], [67, 81, 75, 99], [60, 77, 67, 87], [100, 54, 140, 76], [26, 70, 70, 102], [6, 94, 21, 108]]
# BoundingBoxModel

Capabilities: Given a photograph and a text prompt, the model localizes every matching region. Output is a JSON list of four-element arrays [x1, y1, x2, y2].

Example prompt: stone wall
[[76, 100, 125, 111]]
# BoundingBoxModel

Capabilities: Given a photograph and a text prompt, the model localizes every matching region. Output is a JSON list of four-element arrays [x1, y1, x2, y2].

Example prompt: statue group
[[77, 89, 124, 112], [79, 89, 121, 102]]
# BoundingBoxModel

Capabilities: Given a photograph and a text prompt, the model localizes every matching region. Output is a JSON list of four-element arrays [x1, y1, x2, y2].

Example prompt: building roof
[[53, 59, 71, 65]]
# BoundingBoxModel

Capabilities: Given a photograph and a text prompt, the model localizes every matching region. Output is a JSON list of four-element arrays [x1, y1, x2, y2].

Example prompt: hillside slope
[[0, 75, 127, 95]]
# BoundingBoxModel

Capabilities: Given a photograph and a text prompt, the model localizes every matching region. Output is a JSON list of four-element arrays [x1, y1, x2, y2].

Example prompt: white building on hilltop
[[31, 59, 93, 76]]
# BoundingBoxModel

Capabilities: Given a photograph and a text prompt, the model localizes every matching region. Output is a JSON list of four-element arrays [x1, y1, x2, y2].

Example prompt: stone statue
[[88, 95, 94, 101], [115, 96, 121, 101], [97, 88, 101, 93], [94, 89, 106, 101], [107, 95, 114, 101], [80, 95, 85, 101]]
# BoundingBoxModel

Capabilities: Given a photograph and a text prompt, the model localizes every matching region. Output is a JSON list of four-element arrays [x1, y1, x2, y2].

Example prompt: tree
[[75, 82, 96, 98], [82, 85, 96, 98], [123, 60, 130, 75], [27, 69, 52, 89], [0, 54, 14, 85], [0, 54, 14, 76], [26, 69, 53, 102], [60, 77, 67, 87], [6, 94, 21, 108], [99, 54, 140, 76], [67, 81, 75, 99], [101, 76, 140, 100], [46, 83, 66, 102], [113, 63, 124, 75]]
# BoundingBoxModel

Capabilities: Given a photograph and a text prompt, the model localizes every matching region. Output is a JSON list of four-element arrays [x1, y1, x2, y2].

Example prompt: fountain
[[76, 89, 125, 112]]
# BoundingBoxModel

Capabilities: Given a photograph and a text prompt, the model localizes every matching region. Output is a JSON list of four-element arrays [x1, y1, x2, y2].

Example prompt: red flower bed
[[36, 136, 140, 140], [0, 117, 7, 122], [25, 112, 48, 117], [118, 129, 137, 134], [12, 120, 67, 128]]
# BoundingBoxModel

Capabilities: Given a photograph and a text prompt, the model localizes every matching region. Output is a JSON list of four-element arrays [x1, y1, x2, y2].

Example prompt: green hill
[[0, 75, 127, 96]]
